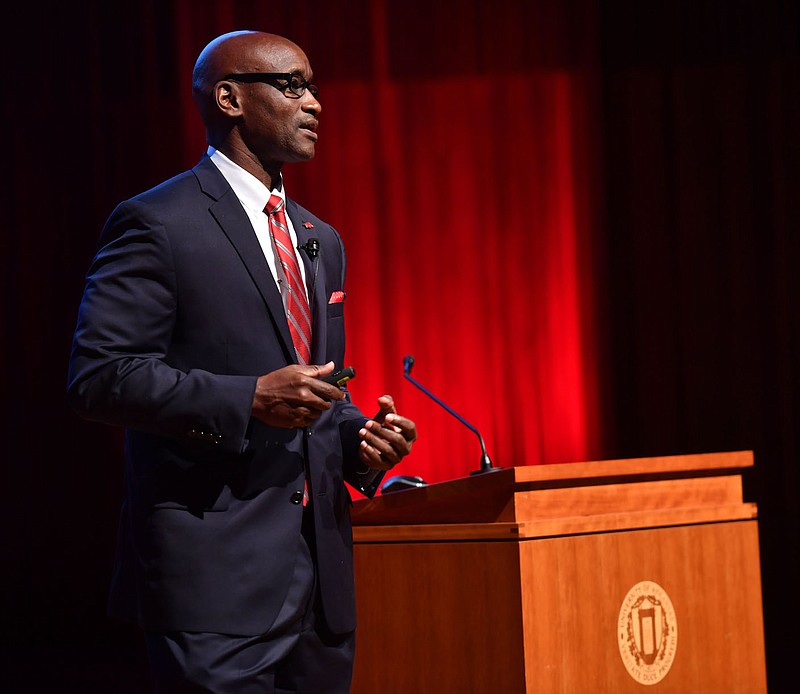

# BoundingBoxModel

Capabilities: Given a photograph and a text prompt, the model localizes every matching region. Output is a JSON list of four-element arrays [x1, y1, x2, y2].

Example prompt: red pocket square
[[328, 291, 346, 304]]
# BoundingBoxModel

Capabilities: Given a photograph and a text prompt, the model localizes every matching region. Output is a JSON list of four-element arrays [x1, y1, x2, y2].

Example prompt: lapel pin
[[303, 221, 314, 229]]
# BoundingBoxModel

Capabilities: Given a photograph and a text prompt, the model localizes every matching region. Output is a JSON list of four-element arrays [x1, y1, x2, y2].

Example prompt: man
[[67, 30, 417, 692]]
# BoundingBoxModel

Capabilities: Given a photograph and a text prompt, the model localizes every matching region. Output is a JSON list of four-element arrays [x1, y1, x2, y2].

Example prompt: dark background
[[3, 1, 797, 690]]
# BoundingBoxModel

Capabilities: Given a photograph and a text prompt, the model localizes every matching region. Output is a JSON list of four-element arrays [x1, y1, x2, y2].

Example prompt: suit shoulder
[[98, 171, 217, 245], [286, 198, 330, 229], [131, 169, 202, 206], [286, 198, 343, 245], [121, 157, 226, 208]]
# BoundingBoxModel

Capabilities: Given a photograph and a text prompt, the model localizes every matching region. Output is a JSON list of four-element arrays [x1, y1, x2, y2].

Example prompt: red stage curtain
[[308, 73, 604, 484], [168, 0, 605, 486]]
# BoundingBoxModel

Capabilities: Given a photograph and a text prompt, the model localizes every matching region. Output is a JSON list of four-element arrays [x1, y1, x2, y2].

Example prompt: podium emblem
[[617, 580, 678, 685]]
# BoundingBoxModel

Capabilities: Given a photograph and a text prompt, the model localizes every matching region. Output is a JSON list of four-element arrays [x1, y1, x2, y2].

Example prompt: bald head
[[192, 31, 302, 118]]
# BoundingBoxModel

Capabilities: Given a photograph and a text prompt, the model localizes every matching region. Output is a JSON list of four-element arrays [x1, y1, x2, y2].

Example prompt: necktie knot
[[265, 193, 284, 217]]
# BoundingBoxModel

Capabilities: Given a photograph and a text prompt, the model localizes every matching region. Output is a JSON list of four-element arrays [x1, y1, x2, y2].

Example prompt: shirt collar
[[207, 147, 285, 214]]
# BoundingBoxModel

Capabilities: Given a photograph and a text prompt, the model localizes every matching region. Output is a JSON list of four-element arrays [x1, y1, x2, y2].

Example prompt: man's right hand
[[251, 361, 346, 428]]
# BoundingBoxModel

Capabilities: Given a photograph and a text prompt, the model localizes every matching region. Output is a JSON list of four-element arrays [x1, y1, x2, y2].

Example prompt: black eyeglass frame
[[220, 72, 319, 99]]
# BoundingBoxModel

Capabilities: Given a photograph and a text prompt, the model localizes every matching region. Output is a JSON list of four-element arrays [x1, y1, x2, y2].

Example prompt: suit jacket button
[[290, 490, 304, 505]]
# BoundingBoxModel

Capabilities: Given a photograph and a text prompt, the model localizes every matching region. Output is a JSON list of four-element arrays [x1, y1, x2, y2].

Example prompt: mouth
[[299, 120, 319, 141]]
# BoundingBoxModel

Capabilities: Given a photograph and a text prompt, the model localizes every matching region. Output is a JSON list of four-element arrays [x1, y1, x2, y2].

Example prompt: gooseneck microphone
[[403, 355, 501, 476]]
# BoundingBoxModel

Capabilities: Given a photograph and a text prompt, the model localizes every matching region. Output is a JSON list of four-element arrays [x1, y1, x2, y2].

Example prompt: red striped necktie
[[265, 194, 312, 364]]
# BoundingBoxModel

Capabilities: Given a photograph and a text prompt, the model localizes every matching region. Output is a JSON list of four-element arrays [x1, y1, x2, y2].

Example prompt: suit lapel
[[287, 200, 327, 364], [194, 157, 297, 364]]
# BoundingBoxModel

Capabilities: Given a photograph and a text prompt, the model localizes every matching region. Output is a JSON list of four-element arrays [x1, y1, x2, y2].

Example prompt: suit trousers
[[144, 506, 356, 693]]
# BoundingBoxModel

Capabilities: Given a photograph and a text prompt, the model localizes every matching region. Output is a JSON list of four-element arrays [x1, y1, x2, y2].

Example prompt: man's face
[[236, 41, 322, 168]]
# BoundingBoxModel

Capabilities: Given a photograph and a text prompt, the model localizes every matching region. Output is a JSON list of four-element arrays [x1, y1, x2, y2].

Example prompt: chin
[[291, 148, 316, 162]]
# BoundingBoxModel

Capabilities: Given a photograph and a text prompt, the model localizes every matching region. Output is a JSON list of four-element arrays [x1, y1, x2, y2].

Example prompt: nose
[[303, 93, 321, 116]]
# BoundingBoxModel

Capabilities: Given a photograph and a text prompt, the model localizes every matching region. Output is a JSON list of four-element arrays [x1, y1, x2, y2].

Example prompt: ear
[[214, 81, 242, 117]]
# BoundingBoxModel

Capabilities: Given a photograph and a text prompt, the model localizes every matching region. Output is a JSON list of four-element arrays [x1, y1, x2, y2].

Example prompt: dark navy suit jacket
[[68, 155, 377, 636]]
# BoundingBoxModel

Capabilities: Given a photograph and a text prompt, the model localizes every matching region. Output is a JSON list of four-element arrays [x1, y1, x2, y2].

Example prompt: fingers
[[358, 410, 418, 470], [251, 363, 346, 428], [373, 394, 396, 424], [303, 364, 348, 402], [280, 404, 325, 428], [305, 361, 336, 380]]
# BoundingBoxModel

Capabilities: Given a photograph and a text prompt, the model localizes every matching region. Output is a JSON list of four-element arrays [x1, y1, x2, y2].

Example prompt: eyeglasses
[[221, 72, 319, 99]]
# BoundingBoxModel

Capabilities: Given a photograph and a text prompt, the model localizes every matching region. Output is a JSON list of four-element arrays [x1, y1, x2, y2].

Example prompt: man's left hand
[[358, 394, 417, 471]]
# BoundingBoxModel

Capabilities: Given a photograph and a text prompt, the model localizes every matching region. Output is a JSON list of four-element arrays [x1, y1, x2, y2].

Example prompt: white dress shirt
[[208, 147, 309, 310]]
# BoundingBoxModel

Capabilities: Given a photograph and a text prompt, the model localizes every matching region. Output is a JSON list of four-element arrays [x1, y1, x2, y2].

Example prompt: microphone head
[[299, 238, 320, 259], [403, 355, 415, 375]]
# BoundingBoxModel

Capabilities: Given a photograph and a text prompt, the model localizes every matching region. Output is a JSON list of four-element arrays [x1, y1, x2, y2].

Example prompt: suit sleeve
[[67, 200, 255, 455]]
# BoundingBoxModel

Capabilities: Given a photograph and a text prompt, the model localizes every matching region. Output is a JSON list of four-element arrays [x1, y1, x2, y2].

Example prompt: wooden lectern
[[350, 451, 767, 693]]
